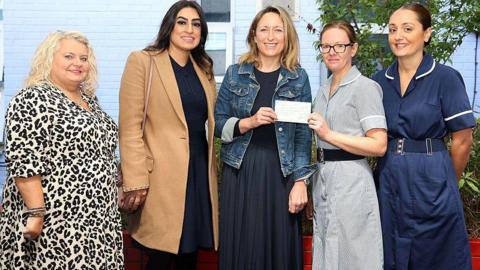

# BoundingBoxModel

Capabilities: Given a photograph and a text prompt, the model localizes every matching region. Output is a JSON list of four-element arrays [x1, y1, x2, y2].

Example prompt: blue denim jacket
[[214, 63, 315, 181]]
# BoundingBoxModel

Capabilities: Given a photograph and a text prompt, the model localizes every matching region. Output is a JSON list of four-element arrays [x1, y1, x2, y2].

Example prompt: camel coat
[[119, 50, 218, 254]]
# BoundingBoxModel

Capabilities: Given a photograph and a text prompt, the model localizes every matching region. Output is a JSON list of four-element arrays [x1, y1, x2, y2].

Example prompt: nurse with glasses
[[319, 43, 354, 54], [308, 20, 386, 270]]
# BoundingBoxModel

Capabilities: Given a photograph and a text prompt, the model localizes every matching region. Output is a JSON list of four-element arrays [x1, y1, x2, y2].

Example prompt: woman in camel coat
[[119, 1, 217, 269]]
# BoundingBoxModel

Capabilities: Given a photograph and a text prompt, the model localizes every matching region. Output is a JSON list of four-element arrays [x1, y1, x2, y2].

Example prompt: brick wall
[[3, 0, 478, 121], [2, 0, 477, 130], [472, 239, 480, 270], [3, 0, 175, 121], [0, 0, 325, 188], [122, 232, 314, 270], [122, 232, 480, 270], [1, 0, 478, 190], [450, 33, 480, 115]]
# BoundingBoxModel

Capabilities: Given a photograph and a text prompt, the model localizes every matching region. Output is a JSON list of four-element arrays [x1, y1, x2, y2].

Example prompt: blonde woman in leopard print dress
[[0, 31, 124, 269]]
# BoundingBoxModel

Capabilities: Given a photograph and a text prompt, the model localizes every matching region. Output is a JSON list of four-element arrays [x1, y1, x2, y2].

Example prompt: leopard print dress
[[0, 83, 124, 269]]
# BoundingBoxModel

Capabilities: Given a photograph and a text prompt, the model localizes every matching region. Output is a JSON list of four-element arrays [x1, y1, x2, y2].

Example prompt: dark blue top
[[170, 56, 213, 253], [372, 54, 475, 140], [249, 67, 280, 148], [171, 57, 208, 134]]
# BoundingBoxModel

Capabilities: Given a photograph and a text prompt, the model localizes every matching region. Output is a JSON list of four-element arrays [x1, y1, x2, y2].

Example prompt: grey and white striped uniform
[[312, 66, 386, 270]]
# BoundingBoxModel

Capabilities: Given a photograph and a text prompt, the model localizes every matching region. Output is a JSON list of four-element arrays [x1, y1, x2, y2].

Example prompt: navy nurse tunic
[[373, 54, 475, 270]]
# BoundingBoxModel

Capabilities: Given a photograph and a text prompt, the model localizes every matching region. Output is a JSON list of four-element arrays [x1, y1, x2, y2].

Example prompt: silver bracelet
[[25, 207, 46, 218]]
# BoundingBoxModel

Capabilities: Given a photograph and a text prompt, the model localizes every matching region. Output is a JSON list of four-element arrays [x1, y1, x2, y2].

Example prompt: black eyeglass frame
[[319, 43, 354, 54]]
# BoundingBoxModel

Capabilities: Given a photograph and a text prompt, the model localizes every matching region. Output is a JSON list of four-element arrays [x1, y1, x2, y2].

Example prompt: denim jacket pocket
[[277, 87, 302, 99], [228, 84, 251, 114], [228, 84, 250, 97]]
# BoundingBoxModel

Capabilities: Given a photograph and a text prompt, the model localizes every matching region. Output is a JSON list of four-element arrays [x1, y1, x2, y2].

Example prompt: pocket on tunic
[[413, 102, 442, 133], [145, 156, 154, 173], [413, 174, 454, 224]]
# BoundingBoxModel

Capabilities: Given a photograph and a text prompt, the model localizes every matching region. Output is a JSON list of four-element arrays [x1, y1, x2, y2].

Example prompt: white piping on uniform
[[444, 110, 473, 121], [340, 73, 361, 86], [416, 60, 436, 79], [360, 115, 386, 122], [384, 66, 394, 80]]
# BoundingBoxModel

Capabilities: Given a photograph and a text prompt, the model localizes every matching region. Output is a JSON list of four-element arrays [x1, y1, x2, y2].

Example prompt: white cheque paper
[[275, 100, 311, 124]]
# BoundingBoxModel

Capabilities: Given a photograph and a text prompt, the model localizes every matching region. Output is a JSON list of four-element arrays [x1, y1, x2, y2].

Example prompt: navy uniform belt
[[317, 148, 365, 163], [387, 138, 446, 155]]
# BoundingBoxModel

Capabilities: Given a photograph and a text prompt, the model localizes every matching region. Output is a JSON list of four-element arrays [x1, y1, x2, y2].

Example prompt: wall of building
[[3, 1, 478, 118], [232, 0, 322, 95], [3, 0, 175, 120], [451, 32, 480, 115], [2, 0, 323, 124], [0, 1, 478, 189]]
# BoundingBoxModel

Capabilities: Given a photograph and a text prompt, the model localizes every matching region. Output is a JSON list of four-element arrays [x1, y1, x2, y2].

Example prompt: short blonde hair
[[24, 30, 98, 97], [239, 6, 300, 71]]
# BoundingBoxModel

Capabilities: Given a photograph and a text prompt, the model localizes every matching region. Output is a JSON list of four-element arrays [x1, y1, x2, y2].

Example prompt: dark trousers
[[145, 250, 197, 270]]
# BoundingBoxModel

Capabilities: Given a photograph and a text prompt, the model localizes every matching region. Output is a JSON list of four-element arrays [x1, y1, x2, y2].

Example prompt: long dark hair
[[145, 0, 213, 78]]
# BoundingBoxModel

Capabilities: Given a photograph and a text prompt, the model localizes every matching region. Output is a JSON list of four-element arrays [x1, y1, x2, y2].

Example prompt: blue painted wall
[[450, 33, 480, 114]]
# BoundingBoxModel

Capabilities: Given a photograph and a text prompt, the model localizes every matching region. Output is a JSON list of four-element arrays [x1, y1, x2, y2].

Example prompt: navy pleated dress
[[219, 68, 303, 270], [373, 54, 476, 270], [170, 57, 214, 253]]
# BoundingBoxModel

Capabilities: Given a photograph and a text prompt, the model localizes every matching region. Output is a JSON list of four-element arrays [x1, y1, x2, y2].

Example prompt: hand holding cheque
[[241, 101, 312, 132], [307, 112, 331, 140]]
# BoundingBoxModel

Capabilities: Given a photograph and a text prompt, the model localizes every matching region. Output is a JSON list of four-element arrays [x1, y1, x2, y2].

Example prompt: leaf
[[458, 178, 465, 189], [312, 0, 480, 75], [466, 180, 480, 194]]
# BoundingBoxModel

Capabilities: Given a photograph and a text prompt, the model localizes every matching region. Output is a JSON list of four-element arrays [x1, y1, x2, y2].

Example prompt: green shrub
[[459, 118, 480, 238]]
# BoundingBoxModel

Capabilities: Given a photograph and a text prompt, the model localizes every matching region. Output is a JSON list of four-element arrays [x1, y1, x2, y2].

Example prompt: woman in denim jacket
[[214, 6, 315, 270]]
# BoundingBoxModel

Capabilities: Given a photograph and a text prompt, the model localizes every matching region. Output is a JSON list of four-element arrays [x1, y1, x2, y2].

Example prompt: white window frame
[[256, 0, 299, 21], [206, 23, 233, 83], [198, 0, 234, 83]]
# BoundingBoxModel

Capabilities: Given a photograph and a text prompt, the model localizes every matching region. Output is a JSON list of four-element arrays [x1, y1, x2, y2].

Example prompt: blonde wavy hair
[[24, 30, 98, 97], [239, 6, 300, 71]]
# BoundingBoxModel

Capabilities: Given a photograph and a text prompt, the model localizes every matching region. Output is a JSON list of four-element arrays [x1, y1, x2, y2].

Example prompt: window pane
[[206, 33, 227, 77], [262, 0, 296, 17], [201, 0, 230, 22]]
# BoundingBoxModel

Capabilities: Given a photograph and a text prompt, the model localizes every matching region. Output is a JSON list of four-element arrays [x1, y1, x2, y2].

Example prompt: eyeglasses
[[319, 43, 353, 54]]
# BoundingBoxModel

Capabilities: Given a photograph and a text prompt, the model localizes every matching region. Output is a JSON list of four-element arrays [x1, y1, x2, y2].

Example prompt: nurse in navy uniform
[[373, 3, 475, 270]]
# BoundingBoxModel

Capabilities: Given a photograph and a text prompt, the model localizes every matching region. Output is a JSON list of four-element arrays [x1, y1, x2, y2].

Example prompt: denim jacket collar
[[238, 62, 300, 84]]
